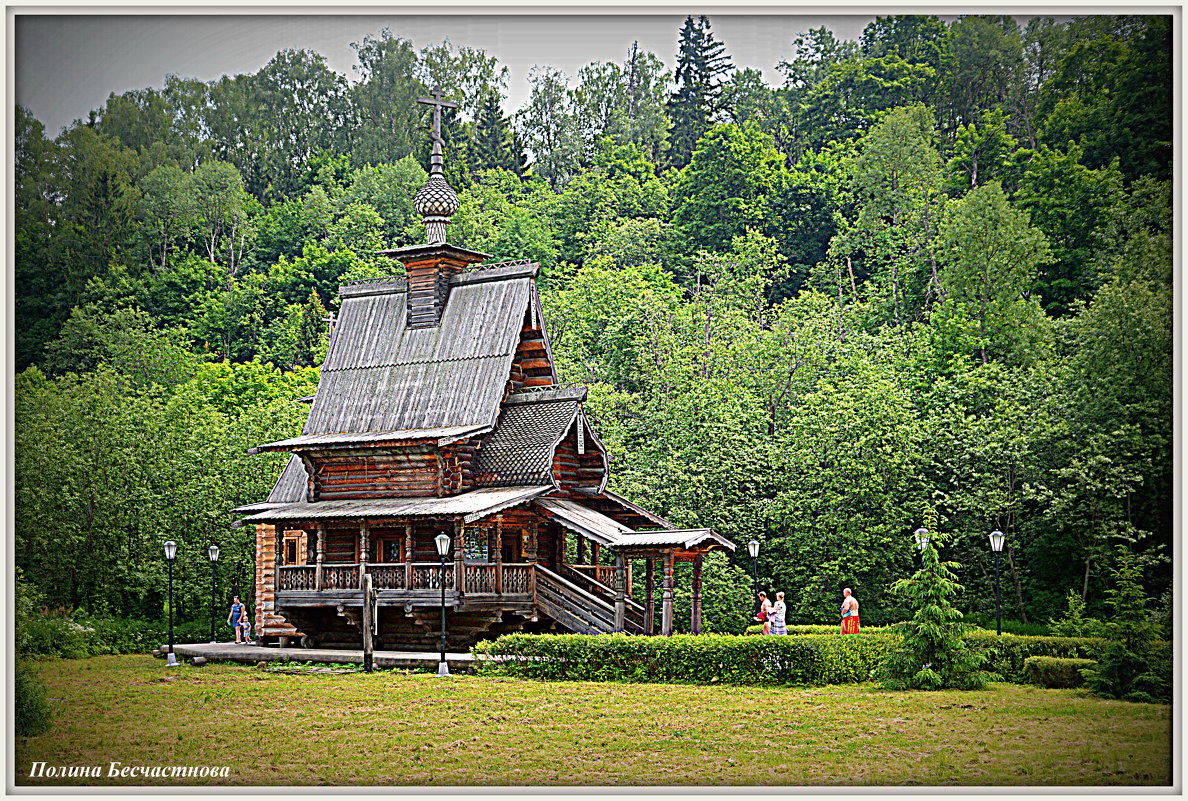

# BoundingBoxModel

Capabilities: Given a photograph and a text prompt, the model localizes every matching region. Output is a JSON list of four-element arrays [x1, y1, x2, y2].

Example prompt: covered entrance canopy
[[534, 498, 735, 635]]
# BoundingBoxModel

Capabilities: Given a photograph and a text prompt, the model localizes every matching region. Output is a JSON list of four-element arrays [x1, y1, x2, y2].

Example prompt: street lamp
[[164, 541, 179, 668], [913, 528, 930, 552], [434, 533, 452, 677], [207, 544, 220, 644], [747, 540, 760, 618], [989, 530, 1006, 635]]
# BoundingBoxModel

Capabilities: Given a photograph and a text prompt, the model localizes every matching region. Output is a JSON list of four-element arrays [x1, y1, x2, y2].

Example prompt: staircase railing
[[536, 565, 643, 634], [559, 564, 647, 631]]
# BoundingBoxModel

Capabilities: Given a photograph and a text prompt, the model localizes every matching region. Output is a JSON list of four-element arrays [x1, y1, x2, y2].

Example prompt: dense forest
[[14, 14, 1172, 634]]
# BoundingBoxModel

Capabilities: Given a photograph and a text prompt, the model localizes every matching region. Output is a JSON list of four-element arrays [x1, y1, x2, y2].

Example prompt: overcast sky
[[15, 12, 890, 135]]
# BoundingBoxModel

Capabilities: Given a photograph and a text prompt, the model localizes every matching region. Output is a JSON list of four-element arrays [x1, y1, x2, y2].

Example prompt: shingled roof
[[472, 396, 580, 488], [308, 263, 538, 435], [251, 262, 547, 508]]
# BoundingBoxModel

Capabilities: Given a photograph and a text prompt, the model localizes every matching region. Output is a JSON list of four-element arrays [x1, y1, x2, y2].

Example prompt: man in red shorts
[[840, 587, 860, 635]]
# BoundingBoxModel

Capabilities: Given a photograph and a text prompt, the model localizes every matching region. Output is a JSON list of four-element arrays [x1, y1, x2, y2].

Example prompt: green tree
[[833, 103, 945, 325], [667, 15, 733, 168], [671, 123, 788, 258], [1013, 143, 1125, 316], [1036, 16, 1171, 181], [873, 515, 992, 690], [1082, 546, 1168, 703], [934, 181, 1051, 365], [515, 67, 581, 189], [348, 30, 426, 168]]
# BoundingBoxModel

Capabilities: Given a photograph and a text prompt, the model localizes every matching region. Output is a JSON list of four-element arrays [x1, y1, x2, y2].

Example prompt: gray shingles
[[472, 399, 579, 487], [306, 276, 530, 435]]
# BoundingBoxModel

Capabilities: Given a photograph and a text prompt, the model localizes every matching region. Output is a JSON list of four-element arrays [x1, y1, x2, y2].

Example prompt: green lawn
[[16, 655, 1172, 787]]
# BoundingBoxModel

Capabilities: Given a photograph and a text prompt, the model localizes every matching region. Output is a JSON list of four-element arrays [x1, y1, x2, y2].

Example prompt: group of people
[[755, 588, 861, 635], [227, 595, 252, 643]]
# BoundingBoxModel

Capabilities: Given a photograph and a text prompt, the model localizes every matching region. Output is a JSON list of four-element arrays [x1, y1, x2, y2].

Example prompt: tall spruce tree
[[873, 511, 992, 690], [472, 92, 519, 174], [667, 15, 733, 169]]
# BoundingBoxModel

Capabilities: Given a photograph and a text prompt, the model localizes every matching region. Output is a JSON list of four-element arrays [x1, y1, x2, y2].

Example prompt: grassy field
[[15, 655, 1172, 787]]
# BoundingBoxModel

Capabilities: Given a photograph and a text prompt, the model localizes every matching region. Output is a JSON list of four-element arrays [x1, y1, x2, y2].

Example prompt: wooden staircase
[[535, 565, 644, 634]]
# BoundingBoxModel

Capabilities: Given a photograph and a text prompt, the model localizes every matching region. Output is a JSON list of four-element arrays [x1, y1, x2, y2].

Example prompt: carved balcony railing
[[322, 564, 359, 590], [278, 562, 535, 596], [278, 565, 316, 591]]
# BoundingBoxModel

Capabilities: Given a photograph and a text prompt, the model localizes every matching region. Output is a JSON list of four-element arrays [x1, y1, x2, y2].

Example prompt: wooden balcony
[[276, 562, 536, 608]]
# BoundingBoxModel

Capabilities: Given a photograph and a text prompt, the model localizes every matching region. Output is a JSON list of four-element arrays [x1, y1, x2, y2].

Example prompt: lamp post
[[913, 528, 930, 553], [989, 530, 1006, 635], [207, 544, 220, 644], [164, 541, 178, 668], [747, 540, 760, 618], [434, 532, 452, 677]]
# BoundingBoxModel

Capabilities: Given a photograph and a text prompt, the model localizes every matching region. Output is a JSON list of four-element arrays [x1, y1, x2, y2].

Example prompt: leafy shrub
[[1047, 590, 1109, 638], [473, 633, 892, 686], [1023, 656, 1096, 688], [15, 659, 52, 737], [22, 615, 93, 659], [21, 610, 217, 658], [474, 630, 1170, 690], [965, 632, 1105, 682]]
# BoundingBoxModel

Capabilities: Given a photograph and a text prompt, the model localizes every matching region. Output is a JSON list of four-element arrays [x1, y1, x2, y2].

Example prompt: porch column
[[661, 552, 674, 636], [495, 514, 504, 595], [453, 520, 464, 596], [359, 521, 370, 590], [273, 526, 285, 594], [525, 521, 538, 563], [404, 522, 414, 589], [644, 559, 655, 635], [592, 542, 600, 567], [577, 536, 586, 565], [315, 523, 326, 591], [691, 552, 704, 635], [613, 552, 626, 631]]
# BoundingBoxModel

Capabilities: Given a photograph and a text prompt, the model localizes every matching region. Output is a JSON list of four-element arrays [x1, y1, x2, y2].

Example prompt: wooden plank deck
[[170, 642, 476, 670]]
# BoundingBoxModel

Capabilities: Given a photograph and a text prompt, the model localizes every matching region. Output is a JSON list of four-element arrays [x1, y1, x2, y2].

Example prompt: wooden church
[[233, 90, 734, 650]]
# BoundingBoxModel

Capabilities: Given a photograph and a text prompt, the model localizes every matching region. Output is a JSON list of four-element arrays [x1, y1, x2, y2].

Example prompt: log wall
[[253, 523, 299, 638], [312, 447, 441, 500]]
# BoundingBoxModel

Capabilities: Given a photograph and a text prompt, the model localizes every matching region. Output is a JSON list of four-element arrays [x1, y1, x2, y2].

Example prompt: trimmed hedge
[[473, 631, 1173, 689], [964, 633, 1112, 683], [474, 633, 892, 686], [1024, 656, 1096, 688], [743, 624, 887, 636]]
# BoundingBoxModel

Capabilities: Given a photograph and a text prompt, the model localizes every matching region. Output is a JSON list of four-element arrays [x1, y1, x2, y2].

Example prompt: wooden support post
[[526, 521, 538, 563], [359, 521, 370, 590], [557, 526, 566, 568], [404, 522, 414, 589], [315, 523, 326, 591], [691, 552, 704, 635], [661, 553, 674, 636], [454, 520, 464, 596], [591, 542, 600, 567], [613, 552, 626, 632], [495, 515, 504, 595], [577, 536, 586, 565], [361, 573, 374, 673], [644, 559, 655, 635]]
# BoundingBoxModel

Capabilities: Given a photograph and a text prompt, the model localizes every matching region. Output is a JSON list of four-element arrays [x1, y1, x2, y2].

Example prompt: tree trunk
[[1006, 545, 1028, 623]]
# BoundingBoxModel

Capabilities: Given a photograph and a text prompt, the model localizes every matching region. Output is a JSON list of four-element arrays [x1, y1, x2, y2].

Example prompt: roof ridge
[[323, 352, 512, 372]]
